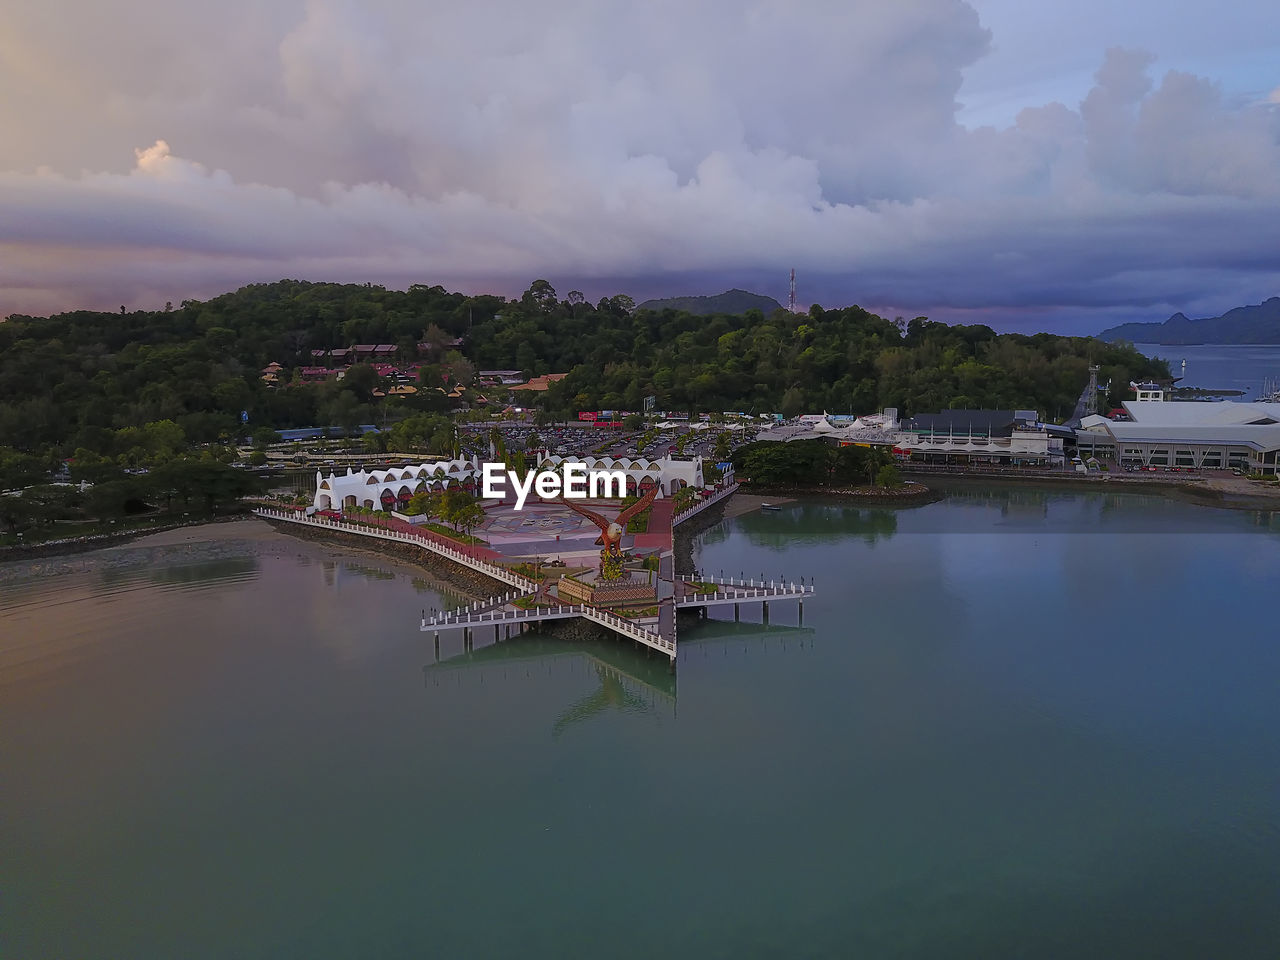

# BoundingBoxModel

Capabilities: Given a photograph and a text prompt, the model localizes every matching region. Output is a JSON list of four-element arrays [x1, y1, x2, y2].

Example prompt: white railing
[[421, 599, 674, 657], [682, 575, 814, 595], [580, 605, 675, 654], [423, 588, 542, 626], [253, 508, 536, 591], [423, 599, 673, 653], [671, 482, 739, 527], [424, 605, 579, 628]]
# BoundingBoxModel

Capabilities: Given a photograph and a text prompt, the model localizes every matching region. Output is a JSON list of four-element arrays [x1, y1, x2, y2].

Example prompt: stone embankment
[[739, 481, 941, 506], [259, 517, 512, 598], [915, 471, 1280, 512], [672, 497, 731, 576]]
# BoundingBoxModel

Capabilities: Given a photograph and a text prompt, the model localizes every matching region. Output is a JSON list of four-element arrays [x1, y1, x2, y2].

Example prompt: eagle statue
[[561, 484, 660, 578]]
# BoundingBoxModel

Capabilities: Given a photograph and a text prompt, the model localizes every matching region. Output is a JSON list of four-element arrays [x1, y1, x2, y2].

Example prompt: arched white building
[[535, 453, 707, 498], [312, 454, 715, 511], [313, 458, 484, 511]]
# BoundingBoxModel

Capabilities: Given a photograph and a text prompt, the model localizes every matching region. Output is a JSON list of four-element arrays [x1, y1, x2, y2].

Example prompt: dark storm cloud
[[1, 0, 1277, 330]]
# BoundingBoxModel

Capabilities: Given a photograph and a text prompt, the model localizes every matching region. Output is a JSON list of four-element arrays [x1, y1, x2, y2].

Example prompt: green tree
[[454, 501, 485, 539], [251, 426, 282, 446], [781, 387, 806, 418], [0, 449, 47, 490], [876, 463, 902, 488], [714, 432, 732, 461], [341, 363, 380, 401]]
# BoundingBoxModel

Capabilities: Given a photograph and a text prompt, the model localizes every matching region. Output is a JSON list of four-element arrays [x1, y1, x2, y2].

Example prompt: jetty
[[254, 476, 813, 669]]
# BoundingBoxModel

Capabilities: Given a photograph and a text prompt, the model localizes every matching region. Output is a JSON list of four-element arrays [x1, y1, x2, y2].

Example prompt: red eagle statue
[[561, 484, 659, 558]]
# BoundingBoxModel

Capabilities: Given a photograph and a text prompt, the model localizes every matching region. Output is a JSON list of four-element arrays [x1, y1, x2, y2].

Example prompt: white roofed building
[[1077, 399, 1280, 474], [535, 453, 709, 497], [755, 409, 901, 444], [894, 409, 1064, 466], [311, 454, 717, 511], [313, 458, 485, 511]]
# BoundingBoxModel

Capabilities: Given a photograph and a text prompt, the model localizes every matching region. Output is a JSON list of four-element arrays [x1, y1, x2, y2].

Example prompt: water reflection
[[738, 504, 899, 547], [106, 556, 258, 588], [713, 483, 1280, 538], [421, 618, 818, 733], [424, 635, 676, 729], [679, 618, 819, 660]]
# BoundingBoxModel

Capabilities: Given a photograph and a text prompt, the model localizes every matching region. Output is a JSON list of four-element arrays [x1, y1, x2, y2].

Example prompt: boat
[[760, 503, 782, 512]]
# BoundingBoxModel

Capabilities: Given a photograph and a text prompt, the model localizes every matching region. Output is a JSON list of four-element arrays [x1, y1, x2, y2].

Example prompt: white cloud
[[0, 1, 1278, 330]]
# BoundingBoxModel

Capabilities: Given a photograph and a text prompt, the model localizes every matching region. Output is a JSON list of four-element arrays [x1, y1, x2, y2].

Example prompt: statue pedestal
[[556, 570, 657, 606]]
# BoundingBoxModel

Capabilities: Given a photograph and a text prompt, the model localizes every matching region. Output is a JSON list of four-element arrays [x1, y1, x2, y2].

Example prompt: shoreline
[[902, 470, 1280, 512], [257, 516, 511, 600], [5, 468, 1274, 575], [0, 510, 253, 562], [739, 481, 942, 507], [0, 515, 493, 602]]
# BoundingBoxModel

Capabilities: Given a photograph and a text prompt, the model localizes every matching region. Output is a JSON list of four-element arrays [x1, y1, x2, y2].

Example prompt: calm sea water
[[1136, 342, 1280, 398], [3, 496, 1278, 959]]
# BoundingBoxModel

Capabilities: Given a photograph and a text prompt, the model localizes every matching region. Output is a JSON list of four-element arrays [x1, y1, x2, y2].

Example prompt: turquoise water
[[2, 494, 1278, 959], [1136, 342, 1280, 398]]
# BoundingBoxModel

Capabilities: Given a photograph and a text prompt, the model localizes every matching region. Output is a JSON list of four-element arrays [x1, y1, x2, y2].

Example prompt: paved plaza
[[476, 500, 640, 558]]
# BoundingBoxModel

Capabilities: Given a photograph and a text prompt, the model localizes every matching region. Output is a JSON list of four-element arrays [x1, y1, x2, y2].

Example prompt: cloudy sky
[[2, 0, 1278, 333]]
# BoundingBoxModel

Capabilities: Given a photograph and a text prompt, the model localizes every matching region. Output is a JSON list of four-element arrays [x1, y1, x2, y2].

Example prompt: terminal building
[[1076, 390, 1280, 474], [894, 409, 1066, 467], [755, 407, 1066, 467]]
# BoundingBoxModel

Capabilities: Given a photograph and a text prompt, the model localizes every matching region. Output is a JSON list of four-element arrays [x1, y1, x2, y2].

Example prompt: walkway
[[253, 507, 536, 590], [347, 511, 508, 563], [422, 599, 675, 659], [633, 498, 674, 551], [675, 576, 813, 609]]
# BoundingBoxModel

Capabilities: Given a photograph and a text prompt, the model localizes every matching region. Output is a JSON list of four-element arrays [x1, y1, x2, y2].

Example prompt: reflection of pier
[[677, 619, 818, 659], [423, 634, 677, 732], [422, 621, 818, 728]]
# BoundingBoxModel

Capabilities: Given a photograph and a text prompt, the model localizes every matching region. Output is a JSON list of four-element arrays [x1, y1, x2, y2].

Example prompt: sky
[[1, 0, 1278, 334]]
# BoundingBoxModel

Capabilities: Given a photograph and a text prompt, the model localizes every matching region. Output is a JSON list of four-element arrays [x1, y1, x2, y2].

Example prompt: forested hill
[[636, 289, 783, 315], [1098, 297, 1280, 344], [0, 278, 1165, 463]]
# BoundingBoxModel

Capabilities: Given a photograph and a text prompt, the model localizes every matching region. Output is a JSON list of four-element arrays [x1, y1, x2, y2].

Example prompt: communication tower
[[788, 268, 797, 313], [1085, 365, 1100, 416]]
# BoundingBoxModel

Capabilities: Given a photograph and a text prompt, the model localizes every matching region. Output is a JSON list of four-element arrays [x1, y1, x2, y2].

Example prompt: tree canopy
[[1, 278, 1167, 471]]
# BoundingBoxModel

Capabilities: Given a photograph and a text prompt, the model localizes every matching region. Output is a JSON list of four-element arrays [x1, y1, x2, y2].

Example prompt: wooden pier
[[421, 593, 676, 660], [254, 489, 813, 669]]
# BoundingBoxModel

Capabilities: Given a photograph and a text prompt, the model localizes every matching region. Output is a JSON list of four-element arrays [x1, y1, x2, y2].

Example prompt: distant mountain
[[1098, 297, 1280, 344], [636, 288, 784, 316]]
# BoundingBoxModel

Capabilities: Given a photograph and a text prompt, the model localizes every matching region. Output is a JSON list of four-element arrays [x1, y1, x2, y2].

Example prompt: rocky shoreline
[[259, 517, 511, 600], [739, 480, 943, 506], [0, 511, 252, 562], [919, 472, 1280, 512]]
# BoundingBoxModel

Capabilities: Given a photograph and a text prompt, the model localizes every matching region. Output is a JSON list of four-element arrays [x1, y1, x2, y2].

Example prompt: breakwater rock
[[262, 517, 510, 599]]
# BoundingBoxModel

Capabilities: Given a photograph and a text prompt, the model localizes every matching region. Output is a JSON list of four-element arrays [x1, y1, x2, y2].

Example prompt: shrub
[[875, 464, 902, 488]]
